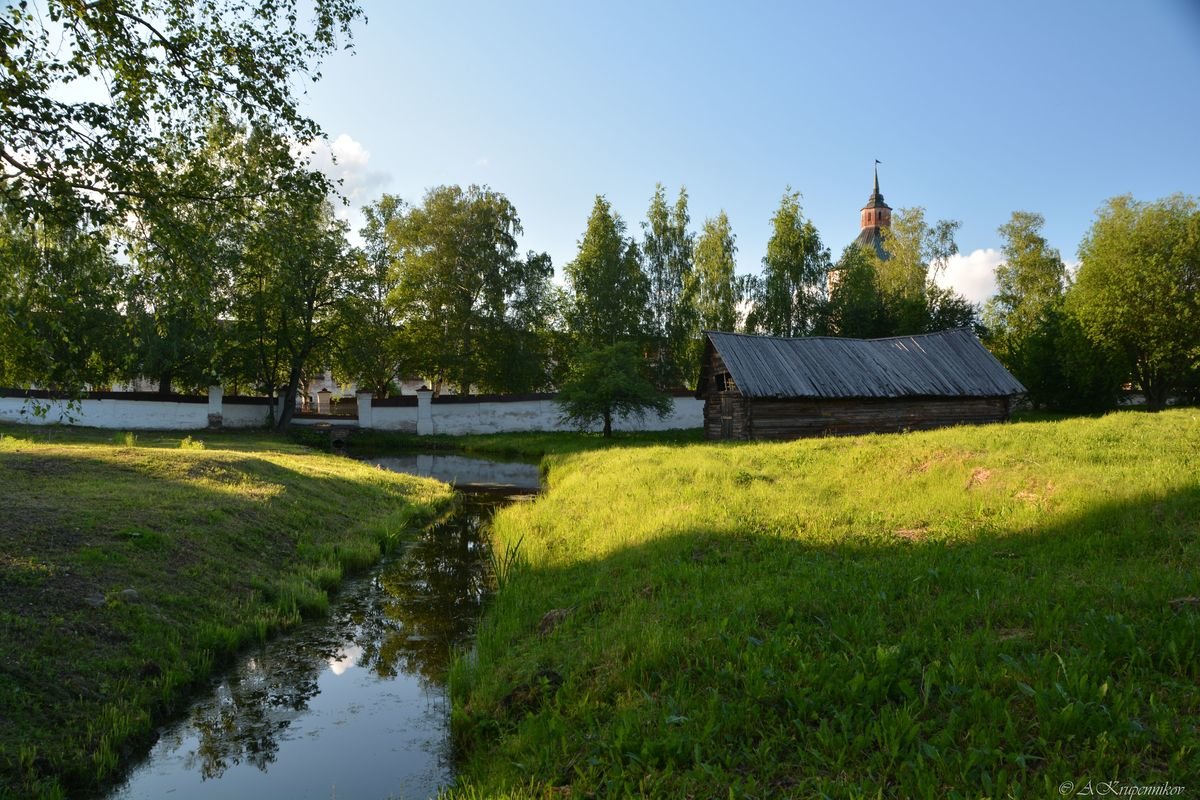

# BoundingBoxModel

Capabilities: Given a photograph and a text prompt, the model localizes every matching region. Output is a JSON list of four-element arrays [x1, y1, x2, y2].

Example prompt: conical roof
[[863, 163, 890, 210]]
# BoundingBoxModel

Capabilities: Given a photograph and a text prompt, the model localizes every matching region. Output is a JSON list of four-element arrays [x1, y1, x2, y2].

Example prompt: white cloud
[[935, 248, 1002, 306], [304, 133, 392, 208], [474, 156, 490, 168]]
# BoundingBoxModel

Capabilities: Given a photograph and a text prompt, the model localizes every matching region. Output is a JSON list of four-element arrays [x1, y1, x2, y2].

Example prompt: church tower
[[854, 162, 891, 260], [828, 163, 892, 294]]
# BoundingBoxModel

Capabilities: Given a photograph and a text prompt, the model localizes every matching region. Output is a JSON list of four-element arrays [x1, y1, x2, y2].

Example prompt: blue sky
[[300, 0, 1200, 303]]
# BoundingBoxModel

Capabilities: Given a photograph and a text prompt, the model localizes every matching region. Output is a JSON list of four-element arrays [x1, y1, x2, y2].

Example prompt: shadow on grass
[[452, 486, 1200, 797]]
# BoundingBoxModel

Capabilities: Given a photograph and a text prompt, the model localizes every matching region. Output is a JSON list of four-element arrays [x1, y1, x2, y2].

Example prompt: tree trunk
[[275, 366, 302, 430], [158, 373, 173, 396], [1136, 363, 1167, 411], [603, 410, 612, 437]]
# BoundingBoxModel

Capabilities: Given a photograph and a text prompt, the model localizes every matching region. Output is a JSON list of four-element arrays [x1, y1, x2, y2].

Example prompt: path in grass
[[448, 410, 1200, 797], [0, 428, 453, 800]]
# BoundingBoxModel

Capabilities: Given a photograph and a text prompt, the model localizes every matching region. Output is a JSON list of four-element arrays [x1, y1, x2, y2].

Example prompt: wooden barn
[[697, 328, 1026, 440]]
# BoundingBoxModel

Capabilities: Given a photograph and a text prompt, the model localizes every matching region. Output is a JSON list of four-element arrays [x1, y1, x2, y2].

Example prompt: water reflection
[[108, 491, 507, 800], [370, 453, 541, 492], [358, 495, 494, 684]]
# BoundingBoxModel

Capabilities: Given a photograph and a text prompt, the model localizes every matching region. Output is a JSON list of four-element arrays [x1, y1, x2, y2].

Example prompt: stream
[[105, 452, 539, 800]]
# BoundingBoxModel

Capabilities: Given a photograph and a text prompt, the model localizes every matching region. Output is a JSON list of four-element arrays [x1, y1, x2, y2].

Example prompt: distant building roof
[[854, 225, 889, 260], [702, 328, 1026, 400]]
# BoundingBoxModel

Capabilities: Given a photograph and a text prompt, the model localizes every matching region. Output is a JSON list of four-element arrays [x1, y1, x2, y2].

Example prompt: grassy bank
[[449, 410, 1200, 797], [344, 427, 704, 460], [0, 427, 453, 799]]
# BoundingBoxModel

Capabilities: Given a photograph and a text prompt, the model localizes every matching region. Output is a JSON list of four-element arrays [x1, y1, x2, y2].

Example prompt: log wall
[[742, 396, 1011, 440]]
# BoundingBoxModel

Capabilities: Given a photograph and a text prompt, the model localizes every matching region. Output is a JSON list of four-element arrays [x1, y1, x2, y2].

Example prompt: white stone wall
[[371, 404, 419, 432], [424, 396, 703, 435], [0, 395, 209, 429], [0, 391, 703, 434]]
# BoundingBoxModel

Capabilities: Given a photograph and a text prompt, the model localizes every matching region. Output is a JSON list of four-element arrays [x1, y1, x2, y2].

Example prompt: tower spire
[[874, 159, 880, 196]]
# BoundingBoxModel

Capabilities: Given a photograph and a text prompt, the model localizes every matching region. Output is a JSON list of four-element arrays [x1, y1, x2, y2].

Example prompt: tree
[[332, 195, 408, 396], [555, 343, 672, 437], [1, 0, 361, 219], [745, 189, 830, 337], [228, 179, 352, 429], [1070, 194, 1200, 410], [827, 244, 889, 338], [693, 212, 740, 334], [984, 212, 1067, 343], [386, 185, 549, 394], [120, 117, 260, 394], [979, 211, 1123, 411], [474, 250, 560, 393], [877, 207, 975, 335], [564, 196, 649, 347], [642, 184, 696, 389], [0, 199, 125, 392]]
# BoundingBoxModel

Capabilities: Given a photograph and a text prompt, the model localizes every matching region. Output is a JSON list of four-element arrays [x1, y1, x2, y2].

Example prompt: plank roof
[[704, 328, 1026, 400]]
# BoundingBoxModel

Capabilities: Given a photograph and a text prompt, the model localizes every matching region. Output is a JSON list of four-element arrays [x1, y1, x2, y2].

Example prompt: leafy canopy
[[1, 0, 361, 217], [564, 196, 649, 347], [386, 185, 555, 394], [642, 184, 696, 389], [1069, 194, 1200, 410], [745, 189, 830, 337]]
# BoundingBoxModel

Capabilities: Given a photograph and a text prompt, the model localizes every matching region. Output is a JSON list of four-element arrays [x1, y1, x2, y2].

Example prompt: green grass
[[344, 427, 705, 460], [448, 410, 1200, 798], [0, 426, 453, 799]]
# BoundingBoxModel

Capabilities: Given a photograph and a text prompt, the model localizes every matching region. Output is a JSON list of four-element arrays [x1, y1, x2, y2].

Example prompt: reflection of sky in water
[[327, 644, 362, 676], [107, 492, 504, 800], [370, 453, 541, 491]]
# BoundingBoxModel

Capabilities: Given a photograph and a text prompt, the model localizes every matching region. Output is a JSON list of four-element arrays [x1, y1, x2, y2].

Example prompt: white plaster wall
[[220, 403, 274, 429], [371, 405, 419, 432], [425, 396, 703, 435], [0, 393, 703, 434], [0, 396, 208, 429]]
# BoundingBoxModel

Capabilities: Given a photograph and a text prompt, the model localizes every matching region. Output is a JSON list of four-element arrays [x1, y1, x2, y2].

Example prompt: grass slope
[[0, 428, 453, 799], [449, 411, 1200, 798]]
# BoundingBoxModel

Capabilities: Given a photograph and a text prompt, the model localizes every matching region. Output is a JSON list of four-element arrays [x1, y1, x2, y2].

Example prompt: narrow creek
[[106, 452, 539, 800]]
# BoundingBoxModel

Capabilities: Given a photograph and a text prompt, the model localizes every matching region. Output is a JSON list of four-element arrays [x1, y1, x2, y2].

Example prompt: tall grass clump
[[448, 410, 1200, 798]]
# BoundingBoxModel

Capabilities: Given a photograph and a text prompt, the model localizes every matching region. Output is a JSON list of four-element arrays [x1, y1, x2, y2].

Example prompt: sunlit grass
[[448, 410, 1200, 797]]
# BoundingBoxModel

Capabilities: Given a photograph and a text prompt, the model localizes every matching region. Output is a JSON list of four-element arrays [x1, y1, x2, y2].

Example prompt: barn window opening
[[716, 373, 728, 392]]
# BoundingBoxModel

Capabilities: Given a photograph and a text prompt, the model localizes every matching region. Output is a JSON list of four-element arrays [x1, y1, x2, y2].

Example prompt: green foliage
[[984, 211, 1067, 342], [564, 196, 649, 347], [1069, 194, 1200, 410], [386, 185, 554, 394], [226, 174, 352, 429], [745, 189, 830, 336], [1017, 306, 1126, 412], [1, 0, 361, 220], [827, 244, 890, 338], [984, 211, 1124, 411], [178, 435, 205, 450], [692, 211, 740, 335], [642, 184, 696, 389], [0, 200, 125, 391], [120, 117, 270, 393], [829, 211, 977, 340], [331, 195, 408, 396], [877, 207, 974, 335], [555, 343, 672, 437], [450, 411, 1200, 797]]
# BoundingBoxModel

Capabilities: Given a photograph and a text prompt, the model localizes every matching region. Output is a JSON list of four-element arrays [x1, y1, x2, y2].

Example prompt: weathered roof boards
[[698, 328, 1026, 440]]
